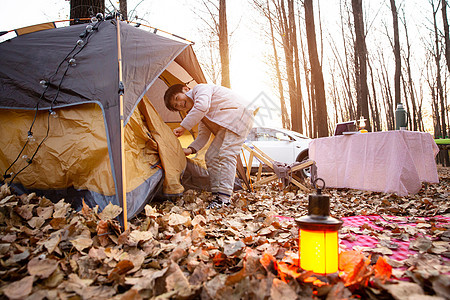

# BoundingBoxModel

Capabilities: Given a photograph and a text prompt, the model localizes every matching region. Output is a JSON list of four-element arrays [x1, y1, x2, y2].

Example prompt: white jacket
[[180, 84, 253, 151]]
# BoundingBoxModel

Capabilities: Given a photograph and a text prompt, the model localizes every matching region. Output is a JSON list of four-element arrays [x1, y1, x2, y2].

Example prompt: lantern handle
[[313, 178, 326, 194]]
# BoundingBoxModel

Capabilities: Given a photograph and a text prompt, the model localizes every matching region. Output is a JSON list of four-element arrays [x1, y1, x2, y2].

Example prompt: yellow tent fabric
[[0, 98, 186, 197]]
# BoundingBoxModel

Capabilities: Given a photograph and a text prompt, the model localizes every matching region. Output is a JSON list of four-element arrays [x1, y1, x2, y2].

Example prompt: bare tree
[[400, 10, 421, 131], [70, 0, 105, 23], [194, 0, 232, 87], [431, 0, 447, 140], [251, 0, 291, 128], [390, 0, 401, 106], [304, 0, 328, 137], [351, 0, 371, 131], [442, 0, 450, 73], [288, 0, 304, 134], [120, 0, 127, 20], [219, 0, 230, 87]]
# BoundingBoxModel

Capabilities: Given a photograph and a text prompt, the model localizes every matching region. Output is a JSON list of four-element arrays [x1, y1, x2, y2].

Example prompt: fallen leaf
[[28, 257, 59, 279], [3, 275, 34, 299], [382, 281, 424, 300], [270, 278, 298, 300], [410, 236, 432, 253], [129, 230, 153, 243], [108, 260, 134, 280], [14, 204, 34, 220], [97, 220, 110, 247], [71, 237, 93, 252], [53, 200, 70, 218], [168, 213, 191, 226], [223, 240, 246, 256], [373, 256, 392, 283], [99, 203, 122, 221]]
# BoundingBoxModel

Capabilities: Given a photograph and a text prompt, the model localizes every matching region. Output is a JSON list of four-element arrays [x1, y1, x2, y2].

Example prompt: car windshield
[[290, 131, 310, 140], [248, 128, 292, 142]]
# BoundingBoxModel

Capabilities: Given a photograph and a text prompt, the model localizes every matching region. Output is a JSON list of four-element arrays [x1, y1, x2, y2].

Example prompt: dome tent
[[0, 17, 207, 225]]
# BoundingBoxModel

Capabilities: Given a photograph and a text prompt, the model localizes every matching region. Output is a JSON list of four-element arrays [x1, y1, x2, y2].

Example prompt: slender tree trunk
[[267, 0, 290, 129], [401, 12, 419, 131], [432, 0, 447, 138], [219, 0, 231, 88], [288, 0, 303, 134], [297, 11, 313, 137], [70, 0, 105, 23], [304, 0, 328, 137], [442, 0, 450, 73], [367, 60, 381, 131], [390, 0, 401, 106], [351, 0, 371, 131], [278, 0, 298, 131]]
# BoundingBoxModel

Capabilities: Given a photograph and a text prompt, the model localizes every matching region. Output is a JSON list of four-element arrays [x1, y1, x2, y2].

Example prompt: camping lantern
[[358, 116, 368, 133], [296, 180, 342, 275]]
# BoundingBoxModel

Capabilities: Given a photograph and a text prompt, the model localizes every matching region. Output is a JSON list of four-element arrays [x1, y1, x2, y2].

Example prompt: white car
[[240, 127, 312, 178]]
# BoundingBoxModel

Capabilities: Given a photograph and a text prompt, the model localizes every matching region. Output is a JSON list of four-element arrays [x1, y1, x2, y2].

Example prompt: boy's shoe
[[207, 195, 231, 209], [207, 199, 223, 209]]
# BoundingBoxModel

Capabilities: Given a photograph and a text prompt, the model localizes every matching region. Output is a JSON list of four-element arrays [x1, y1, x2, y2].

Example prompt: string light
[[27, 131, 35, 142], [4, 15, 104, 185], [40, 80, 48, 88], [49, 109, 58, 118]]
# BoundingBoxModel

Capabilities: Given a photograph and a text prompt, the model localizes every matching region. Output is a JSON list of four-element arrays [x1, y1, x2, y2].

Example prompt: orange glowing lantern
[[296, 180, 342, 275]]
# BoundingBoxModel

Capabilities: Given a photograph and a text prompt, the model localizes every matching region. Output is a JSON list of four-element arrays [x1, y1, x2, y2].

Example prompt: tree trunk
[[120, 0, 127, 20], [442, 0, 450, 73], [401, 12, 419, 131], [390, 0, 401, 106], [279, 0, 297, 131], [367, 59, 381, 131], [432, 0, 447, 139], [267, 0, 290, 129], [304, 0, 328, 137], [70, 0, 105, 23], [219, 0, 231, 88], [288, 0, 303, 134], [297, 12, 313, 137], [351, 0, 371, 131]]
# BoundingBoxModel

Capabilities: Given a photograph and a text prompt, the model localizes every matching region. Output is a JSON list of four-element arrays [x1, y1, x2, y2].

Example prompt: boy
[[164, 83, 254, 208]]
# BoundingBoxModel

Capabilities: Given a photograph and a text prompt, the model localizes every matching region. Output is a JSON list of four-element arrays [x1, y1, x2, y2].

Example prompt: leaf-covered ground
[[0, 167, 449, 299]]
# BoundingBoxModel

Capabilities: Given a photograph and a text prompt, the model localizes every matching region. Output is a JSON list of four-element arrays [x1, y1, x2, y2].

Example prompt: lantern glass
[[300, 229, 339, 274]]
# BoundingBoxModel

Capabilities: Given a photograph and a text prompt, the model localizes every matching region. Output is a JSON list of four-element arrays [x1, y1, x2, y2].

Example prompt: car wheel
[[295, 151, 310, 179]]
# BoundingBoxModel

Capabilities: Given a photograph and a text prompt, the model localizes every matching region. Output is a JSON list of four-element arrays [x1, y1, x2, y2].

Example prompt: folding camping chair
[[241, 143, 316, 191]]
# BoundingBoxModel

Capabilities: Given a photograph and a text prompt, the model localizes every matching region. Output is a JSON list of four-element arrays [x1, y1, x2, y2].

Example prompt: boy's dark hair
[[164, 84, 186, 111]]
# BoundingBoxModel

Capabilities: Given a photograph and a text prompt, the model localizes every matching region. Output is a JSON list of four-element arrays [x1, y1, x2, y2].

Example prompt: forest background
[[1, 0, 449, 140]]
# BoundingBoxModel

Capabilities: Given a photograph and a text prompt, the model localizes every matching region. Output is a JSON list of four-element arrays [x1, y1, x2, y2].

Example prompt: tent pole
[[116, 16, 128, 230]]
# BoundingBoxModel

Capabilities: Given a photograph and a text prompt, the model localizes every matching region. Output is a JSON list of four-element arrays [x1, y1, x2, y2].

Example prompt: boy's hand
[[183, 148, 193, 156], [173, 126, 186, 137]]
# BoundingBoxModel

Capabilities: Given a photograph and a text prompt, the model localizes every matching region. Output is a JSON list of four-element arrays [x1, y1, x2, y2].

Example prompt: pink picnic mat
[[340, 215, 450, 261]]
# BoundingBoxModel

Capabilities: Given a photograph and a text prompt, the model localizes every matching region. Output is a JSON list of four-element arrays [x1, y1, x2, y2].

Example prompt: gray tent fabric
[[0, 19, 199, 221]]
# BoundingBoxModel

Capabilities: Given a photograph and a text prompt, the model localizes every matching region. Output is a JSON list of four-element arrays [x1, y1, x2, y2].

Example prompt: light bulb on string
[[40, 80, 48, 88], [27, 131, 35, 142], [76, 39, 84, 47], [90, 16, 98, 24], [49, 109, 58, 118], [21, 154, 32, 164], [86, 24, 93, 32], [69, 58, 76, 67]]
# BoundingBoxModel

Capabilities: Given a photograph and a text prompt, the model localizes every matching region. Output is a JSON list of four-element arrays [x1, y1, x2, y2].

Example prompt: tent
[[0, 17, 207, 222]]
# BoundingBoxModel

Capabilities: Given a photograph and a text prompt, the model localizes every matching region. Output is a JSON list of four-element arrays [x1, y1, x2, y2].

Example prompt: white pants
[[205, 120, 253, 197]]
